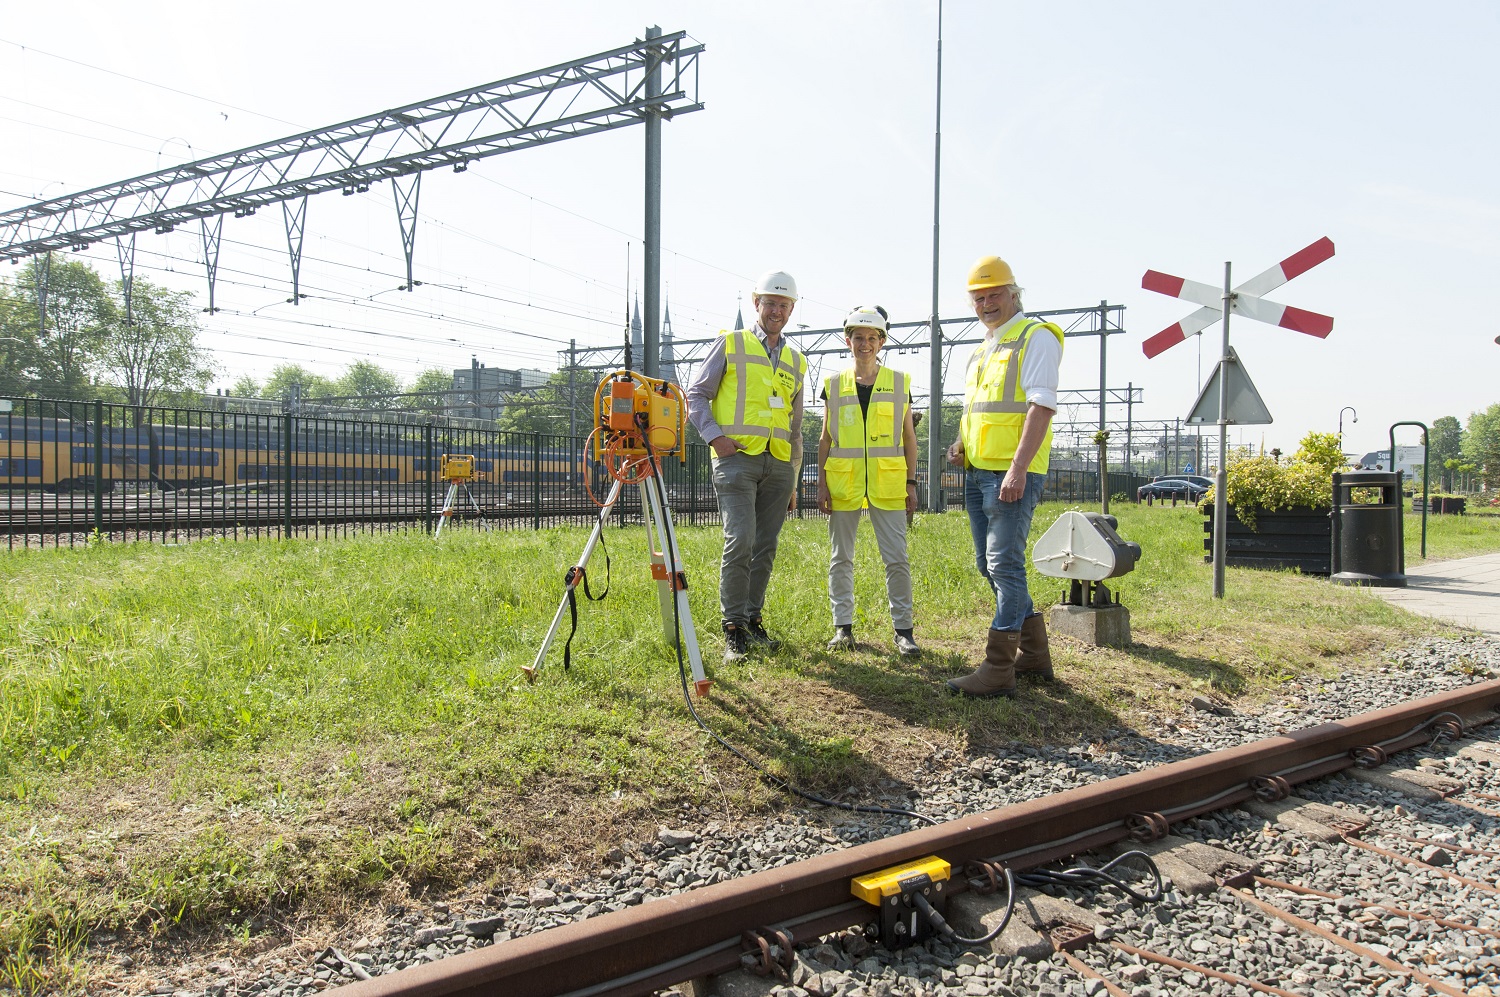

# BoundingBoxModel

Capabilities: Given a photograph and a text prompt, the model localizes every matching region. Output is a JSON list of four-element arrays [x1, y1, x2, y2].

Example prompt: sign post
[[1142, 238, 1336, 598]]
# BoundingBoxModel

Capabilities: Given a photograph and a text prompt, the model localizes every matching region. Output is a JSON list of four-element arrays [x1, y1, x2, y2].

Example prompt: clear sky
[[2, 1, 1496, 460]]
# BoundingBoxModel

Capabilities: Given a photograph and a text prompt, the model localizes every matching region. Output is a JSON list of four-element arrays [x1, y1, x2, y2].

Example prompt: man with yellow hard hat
[[686, 270, 808, 662], [945, 256, 1064, 698]]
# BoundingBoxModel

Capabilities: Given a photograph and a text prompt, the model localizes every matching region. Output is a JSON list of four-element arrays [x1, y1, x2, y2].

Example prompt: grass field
[[2, 503, 1497, 991]]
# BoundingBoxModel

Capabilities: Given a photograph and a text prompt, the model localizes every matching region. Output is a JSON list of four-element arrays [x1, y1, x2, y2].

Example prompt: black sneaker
[[826, 624, 854, 651], [745, 618, 781, 651], [722, 621, 749, 663], [894, 629, 920, 658]]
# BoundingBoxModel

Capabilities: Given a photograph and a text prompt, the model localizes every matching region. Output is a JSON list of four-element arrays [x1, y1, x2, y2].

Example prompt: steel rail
[[331, 678, 1500, 997]]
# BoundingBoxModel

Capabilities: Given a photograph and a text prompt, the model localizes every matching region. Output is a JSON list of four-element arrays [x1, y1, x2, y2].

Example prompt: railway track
[[306, 677, 1500, 997]]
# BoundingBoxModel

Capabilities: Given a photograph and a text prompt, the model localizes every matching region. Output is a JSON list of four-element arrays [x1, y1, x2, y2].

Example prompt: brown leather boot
[[946, 629, 1019, 698], [1015, 613, 1054, 680]]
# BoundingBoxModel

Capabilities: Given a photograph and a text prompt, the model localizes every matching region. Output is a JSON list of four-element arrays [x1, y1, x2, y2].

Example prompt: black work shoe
[[894, 629, 921, 658], [826, 624, 855, 651], [745, 618, 781, 651], [722, 621, 749, 663]]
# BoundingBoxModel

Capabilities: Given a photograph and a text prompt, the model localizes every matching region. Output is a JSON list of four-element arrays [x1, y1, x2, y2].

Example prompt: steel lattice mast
[[0, 29, 703, 352]]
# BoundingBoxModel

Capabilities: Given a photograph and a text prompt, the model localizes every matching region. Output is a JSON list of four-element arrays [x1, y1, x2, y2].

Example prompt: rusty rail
[[333, 678, 1500, 997]]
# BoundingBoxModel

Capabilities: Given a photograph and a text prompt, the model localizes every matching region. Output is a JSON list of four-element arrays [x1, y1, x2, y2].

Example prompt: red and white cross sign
[[1141, 237, 1335, 358]]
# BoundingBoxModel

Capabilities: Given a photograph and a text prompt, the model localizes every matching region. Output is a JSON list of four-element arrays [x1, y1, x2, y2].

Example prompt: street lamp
[[1338, 406, 1357, 451]]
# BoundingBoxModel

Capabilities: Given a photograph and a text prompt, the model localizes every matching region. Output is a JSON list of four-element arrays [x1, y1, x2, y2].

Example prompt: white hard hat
[[754, 270, 798, 301], [843, 305, 889, 334]]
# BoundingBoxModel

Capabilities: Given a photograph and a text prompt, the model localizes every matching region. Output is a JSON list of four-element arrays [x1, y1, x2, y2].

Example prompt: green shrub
[[1214, 431, 1345, 529]]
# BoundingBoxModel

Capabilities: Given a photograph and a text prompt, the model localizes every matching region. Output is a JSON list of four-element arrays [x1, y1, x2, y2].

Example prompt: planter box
[[1203, 505, 1331, 575], [1413, 496, 1466, 514]]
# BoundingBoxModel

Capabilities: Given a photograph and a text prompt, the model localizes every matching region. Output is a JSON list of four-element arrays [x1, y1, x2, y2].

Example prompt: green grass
[[2, 503, 1499, 991]]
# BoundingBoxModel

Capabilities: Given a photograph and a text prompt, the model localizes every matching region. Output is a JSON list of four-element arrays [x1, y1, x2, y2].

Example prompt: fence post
[[532, 433, 542, 530], [282, 412, 294, 538], [92, 398, 104, 537], [424, 422, 435, 533]]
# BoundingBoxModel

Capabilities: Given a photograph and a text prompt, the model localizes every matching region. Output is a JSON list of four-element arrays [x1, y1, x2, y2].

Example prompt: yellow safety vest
[[824, 367, 910, 511], [709, 329, 807, 461], [960, 318, 1065, 473]]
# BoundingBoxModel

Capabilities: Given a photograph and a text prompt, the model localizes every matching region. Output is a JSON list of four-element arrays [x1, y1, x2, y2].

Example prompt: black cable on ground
[[640, 435, 939, 829], [919, 851, 1164, 949]]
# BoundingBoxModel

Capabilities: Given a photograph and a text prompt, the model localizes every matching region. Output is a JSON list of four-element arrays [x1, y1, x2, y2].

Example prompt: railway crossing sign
[[1139, 236, 1336, 600], [1140, 237, 1335, 359], [1185, 347, 1272, 426]]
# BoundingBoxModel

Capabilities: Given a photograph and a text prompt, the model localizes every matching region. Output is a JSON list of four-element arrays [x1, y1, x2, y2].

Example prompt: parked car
[[1138, 478, 1208, 502], [1154, 473, 1213, 490]]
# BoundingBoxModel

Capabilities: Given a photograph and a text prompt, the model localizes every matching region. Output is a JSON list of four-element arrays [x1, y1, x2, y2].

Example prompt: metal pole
[[926, 0, 946, 513], [424, 423, 435, 533], [92, 398, 104, 537], [643, 25, 662, 379], [1125, 382, 1134, 476], [1212, 263, 1232, 599], [1098, 300, 1108, 514], [568, 340, 577, 441]]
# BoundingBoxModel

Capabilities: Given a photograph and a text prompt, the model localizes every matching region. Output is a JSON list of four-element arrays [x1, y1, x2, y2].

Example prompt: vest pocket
[[975, 420, 1021, 464], [826, 461, 859, 503], [872, 457, 908, 506]]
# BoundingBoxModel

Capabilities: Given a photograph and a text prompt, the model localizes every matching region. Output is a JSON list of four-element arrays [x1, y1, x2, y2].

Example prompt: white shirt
[[985, 312, 1060, 412]]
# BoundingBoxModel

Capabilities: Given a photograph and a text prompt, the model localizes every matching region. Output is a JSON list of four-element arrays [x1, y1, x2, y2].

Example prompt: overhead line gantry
[[0, 28, 702, 375]]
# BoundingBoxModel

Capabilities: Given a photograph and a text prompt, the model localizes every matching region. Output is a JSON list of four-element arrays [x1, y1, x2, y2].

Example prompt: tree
[[1429, 415, 1462, 490], [495, 371, 574, 435], [335, 360, 401, 410], [406, 367, 455, 415], [0, 285, 43, 397], [15, 254, 112, 400], [98, 278, 217, 409], [1462, 403, 1500, 489], [230, 374, 261, 398], [261, 364, 337, 406]]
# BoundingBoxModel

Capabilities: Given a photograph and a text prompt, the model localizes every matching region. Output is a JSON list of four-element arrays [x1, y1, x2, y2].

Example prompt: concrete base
[[1049, 604, 1131, 647]]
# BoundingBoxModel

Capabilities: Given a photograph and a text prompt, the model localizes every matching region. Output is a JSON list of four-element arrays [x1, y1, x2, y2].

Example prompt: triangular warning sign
[[1186, 347, 1273, 425]]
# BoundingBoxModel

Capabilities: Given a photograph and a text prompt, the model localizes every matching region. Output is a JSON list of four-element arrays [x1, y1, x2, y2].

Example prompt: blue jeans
[[965, 469, 1045, 631]]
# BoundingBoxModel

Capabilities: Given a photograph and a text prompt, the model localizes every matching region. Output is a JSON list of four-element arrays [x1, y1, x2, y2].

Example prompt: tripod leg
[[643, 476, 709, 695], [463, 484, 486, 528], [526, 478, 624, 681], [435, 481, 458, 538], [640, 481, 675, 642]]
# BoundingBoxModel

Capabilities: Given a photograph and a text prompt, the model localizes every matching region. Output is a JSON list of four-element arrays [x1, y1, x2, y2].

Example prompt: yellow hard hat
[[967, 256, 1015, 291]]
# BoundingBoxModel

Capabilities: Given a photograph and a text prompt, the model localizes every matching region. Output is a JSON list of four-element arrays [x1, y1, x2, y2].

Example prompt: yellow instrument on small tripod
[[528, 371, 709, 696]]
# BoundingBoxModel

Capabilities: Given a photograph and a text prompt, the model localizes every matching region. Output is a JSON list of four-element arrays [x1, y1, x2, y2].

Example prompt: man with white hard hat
[[945, 256, 1064, 698], [686, 270, 808, 662], [817, 305, 920, 657]]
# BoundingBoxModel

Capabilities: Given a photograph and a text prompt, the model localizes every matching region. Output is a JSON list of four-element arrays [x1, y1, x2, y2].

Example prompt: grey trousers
[[712, 451, 797, 623], [827, 506, 913, 630]]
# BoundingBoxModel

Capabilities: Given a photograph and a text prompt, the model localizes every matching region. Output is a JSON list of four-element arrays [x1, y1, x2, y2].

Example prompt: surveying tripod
[[525, 371, 709, 696], [434, 454, 487, 538]]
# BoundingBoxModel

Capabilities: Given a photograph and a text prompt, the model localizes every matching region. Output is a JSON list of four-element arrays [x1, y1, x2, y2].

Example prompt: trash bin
[[1330, 470, 1406, 587]]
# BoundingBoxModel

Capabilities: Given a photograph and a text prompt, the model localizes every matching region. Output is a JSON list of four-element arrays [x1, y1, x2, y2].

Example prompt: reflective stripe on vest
[[959, 318, 1064, 473], [824, 366, 909, 511], [709, 329, 807, 460]]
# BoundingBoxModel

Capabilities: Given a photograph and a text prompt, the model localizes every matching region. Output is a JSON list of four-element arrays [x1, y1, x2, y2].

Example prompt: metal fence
[[2, 397, 1151, 549]]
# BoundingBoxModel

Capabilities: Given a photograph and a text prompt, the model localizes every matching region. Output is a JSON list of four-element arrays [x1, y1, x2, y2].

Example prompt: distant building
[[1357, 445, 1427, 478], [452, 361, 548, 421], [661, 301, 678, 384]]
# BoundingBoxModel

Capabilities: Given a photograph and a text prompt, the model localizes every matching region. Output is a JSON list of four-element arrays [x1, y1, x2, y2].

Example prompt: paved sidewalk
[[1369, 551, 1500, 635]]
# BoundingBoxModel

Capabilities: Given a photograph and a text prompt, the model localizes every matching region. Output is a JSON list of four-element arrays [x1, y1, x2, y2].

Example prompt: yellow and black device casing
[[851, 856, 951, 949], [439, 454, 475, 481]]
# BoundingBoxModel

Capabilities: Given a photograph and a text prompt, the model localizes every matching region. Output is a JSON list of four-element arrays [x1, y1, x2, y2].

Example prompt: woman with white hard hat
[[816, 305, 920, 657]]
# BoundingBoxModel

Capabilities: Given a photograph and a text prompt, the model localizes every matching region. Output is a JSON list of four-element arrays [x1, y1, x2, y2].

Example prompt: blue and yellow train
[[0, 415, 583, 492]]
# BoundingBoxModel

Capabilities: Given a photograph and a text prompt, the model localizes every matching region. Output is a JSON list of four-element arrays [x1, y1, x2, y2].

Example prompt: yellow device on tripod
[[529, 370, 708, 696], [434, 453, 485, 538]]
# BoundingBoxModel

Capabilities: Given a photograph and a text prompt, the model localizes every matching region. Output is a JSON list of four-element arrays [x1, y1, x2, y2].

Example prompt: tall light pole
[[1338, 405, 1357, 448]]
